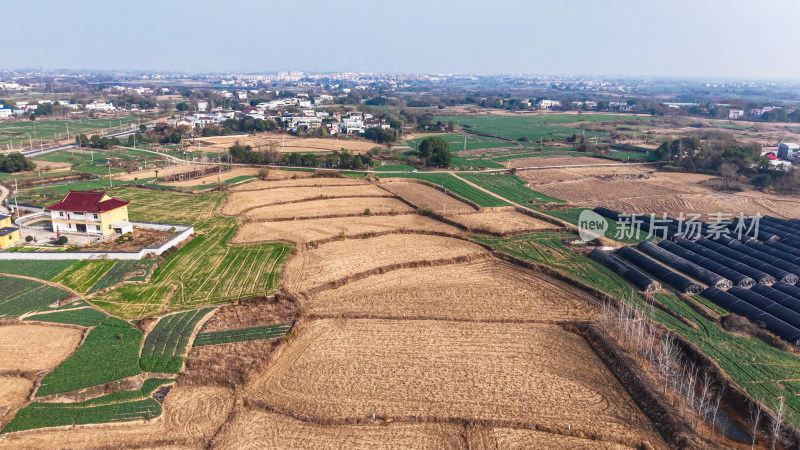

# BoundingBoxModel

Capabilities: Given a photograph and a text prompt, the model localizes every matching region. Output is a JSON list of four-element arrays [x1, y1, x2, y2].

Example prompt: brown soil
[[381, 181, 476, 214], [0, 377, 33, 428], [0, 324, 83, 372], [446, 210, 558, 234], [183, 339, 284, 387], [195, 134, 384, 154], [223, 184, 391, 216], [87, 227, 174, 252], [200, 296, 297, 333], [241, 197, 413, 221]]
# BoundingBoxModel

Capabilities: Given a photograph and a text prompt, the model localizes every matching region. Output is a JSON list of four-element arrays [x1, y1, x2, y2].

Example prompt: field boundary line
[[226, 194, 398, 217], [305, 313, 585, 325]]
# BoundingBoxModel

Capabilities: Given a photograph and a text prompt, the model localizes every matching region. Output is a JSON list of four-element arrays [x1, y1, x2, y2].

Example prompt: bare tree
[[769, 396, 786, 450], [709, 385, 726, 442], [750, 399, 763, 450]]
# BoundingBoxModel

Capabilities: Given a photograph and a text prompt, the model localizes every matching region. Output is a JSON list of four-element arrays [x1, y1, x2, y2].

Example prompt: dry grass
[[232, 214, 461, 244], [245, 319, 664, 448], [242, 197, 413, 221], [223, 184, 392, 216], [0, 385, 234, 448], [446, 210, 557, 234], [200, 297, 297, 332], [183, 339, 284, 387], [213, 408, 464, 450], [0, 377, 33, 427], [195, 134, 383, 154], [0, 324, 83, 372], [306, 259, 598, 321], [467, 426, 634, 449], [508, 155, 620, 168], [115, 162, 203, 181], [161, 167, 259, 187], [282, 234, 488, 294], [519, 165, 654, 184], [381, 181, 476, 214], [230, 176, 361, 192]]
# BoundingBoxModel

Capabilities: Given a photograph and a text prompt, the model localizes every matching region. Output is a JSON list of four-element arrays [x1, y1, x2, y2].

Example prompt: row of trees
[[228, 144, 374, 169], [0, 152, 35, 173], [74, 134, 121, 149]]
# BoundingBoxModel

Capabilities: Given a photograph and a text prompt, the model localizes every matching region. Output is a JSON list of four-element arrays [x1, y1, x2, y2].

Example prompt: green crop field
[[0, 260, 77, 280], [376, 172, 509, 207], [405, 133, 513, 152], [0, 276, 72, 318], [139, 307, 215, 373], [458, 173, 567, 207], [193, 322, 293, 346], [52, 260, 116, 293], [374, 163, 418, 172], [433, 114, 638, 144], [36, 317, 143, 397], [88, 259, 158, 294], [450, 154, 506, 169], [24, 307, 108, 327], [0, 117, 135, 149], [3, 378, 171, 433], [89, 188, 292, 318]]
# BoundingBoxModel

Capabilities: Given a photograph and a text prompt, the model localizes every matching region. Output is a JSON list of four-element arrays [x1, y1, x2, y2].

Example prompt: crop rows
[[459, 173, 567, 207], [36, 317, 143, 397], [0, 276, 71, 318], [24, 307, 108, 327], [193, 322, 293, 346], [140, 307, 215, 373], [377, 173, 509, 207], [0, 260, 78, 280], [52, 260, 116, 293], [88, 259, 158, 294]]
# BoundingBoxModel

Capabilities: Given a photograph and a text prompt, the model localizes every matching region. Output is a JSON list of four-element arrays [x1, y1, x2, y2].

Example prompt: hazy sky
[[5, 0, 799, 78]]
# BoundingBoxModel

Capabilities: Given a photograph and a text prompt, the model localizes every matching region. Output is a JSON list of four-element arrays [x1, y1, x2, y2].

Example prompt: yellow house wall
[[0, 229, 20, 249], [0, 217, 11, 228], [99, 206, 129, 236]]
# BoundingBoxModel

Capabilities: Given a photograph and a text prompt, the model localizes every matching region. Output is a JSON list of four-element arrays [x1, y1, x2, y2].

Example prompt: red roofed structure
[[48, 191, 131, 236]]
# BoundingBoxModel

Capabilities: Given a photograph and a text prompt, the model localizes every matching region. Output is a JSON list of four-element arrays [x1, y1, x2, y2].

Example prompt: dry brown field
[[0, 385, 234, 449], [213, 408, 464, 450], [381, 181, 476, 213], [508, 155, 621, 168], [161, 167, 259, 186], [306, 259, 597, 321], [0, 377, 33, 426], [195, 134, 383, 154], [242, 197, 413, 221], [282, 234, 488, 294], [223, 184, 392, 215], [468, 427, 634, 449], [447, 210, 557, 234], [232, 214, 461, 244], [229, 176, 361, 192], [519, 165, 655, 184], [246, 319, 664, 448], [0, 324, 83, 372]]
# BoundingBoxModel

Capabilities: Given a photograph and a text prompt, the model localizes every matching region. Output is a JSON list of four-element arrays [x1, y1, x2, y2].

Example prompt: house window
[[93, 214, 99, 220], [59, 211, 64, 217], [108, 224, 112, 230], [95, 225, 101, 231]]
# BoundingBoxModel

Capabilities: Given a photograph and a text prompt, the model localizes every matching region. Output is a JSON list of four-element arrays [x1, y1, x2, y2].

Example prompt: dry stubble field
[[0, 324, 83, 372], [380, 181, 477, 213], [241, 196, 414, 221], [223, 184, 393, 215], [195, 134, 383, 154], [446, 210, 558, 234], [306, 259, 597, 321], [232, 214, 460, 244], [0, 377, 33, 428], [246, 319, 663, 448], [282, 234, 489, 294]]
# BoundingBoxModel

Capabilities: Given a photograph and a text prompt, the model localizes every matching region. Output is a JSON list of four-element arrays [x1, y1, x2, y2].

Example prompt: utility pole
[[66, 122, 69, 140], [109, 164, 113, 188]]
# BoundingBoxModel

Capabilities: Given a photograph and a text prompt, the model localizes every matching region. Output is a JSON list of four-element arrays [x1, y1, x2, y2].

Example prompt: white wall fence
[[0, 222, 194, 261]]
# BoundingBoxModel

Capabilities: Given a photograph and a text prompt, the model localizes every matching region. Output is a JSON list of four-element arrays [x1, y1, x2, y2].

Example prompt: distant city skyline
[[5, 0, 800, 79]]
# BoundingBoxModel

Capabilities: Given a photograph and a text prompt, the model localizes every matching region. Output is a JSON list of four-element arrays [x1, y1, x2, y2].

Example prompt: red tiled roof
[[47, 191, 130, 213]]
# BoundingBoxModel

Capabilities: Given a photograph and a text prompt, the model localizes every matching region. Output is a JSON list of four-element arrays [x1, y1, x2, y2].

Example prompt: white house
[[85, 102, 116, 111], [237, 91, 248, 100], [729, 108, 744, 119], [0, 108, 11, 118], [197, 101, 208, 111], [537, 99, 561, 109]]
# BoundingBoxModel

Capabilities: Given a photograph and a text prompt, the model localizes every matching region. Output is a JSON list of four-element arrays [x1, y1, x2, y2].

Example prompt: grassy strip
[[36, 317, 143, 397], [459, 173, 567, 206], [52, 260, 116, 293], [0, 260, 78, 281], [139, 307, 215, 373], [24, 307, 108, 327], [0, 276, 72, 318], [376, 172, 510, 207], [193, 322, 292, 346]]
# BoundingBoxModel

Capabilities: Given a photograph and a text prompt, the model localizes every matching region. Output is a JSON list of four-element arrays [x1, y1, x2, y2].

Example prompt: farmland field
[[0, 385, 234, 447], [376, 173, 510, 207], [88, 188, 292, 318], [88, 259, 158, 294], [52, 260, 116, 293], [0, 324, 83, 372], [447, 210, 557, 234], [405, 133, 513, 152], [24, 307, 108, 327], [139, 308, 215, 373], [0, 117, 135, 148], [241, 196, 413, 221], [282, 234, 489, 294], [307, 259, 597, 321], [246, 319, 663, 448], [222, 183, 392, 215], [0, 276, 73, 318], [380, 180, 476, 213], [0, 260, 77, 281], [0, 377, 33, 429], [193, 322, 292, 346], [458, 173, 567, 207], [232, 214, 460, 244], [36, 317, 143, 397]]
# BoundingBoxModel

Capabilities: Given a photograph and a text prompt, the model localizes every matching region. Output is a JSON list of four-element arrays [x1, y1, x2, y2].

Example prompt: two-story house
[[0, 213, 20, 249], [48, 191, 131, 236]]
